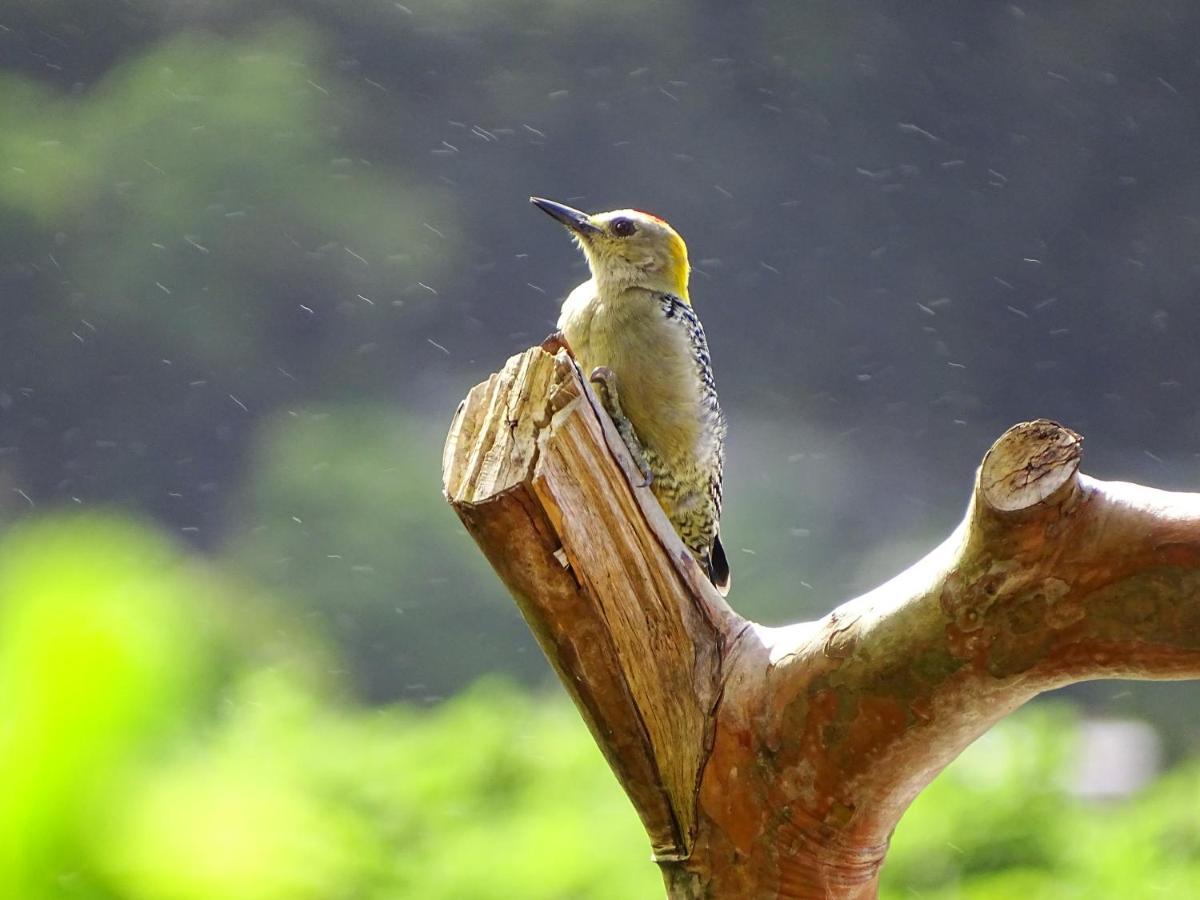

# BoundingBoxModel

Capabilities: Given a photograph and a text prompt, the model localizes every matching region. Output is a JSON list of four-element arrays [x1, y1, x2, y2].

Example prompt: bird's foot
[[589, 366, 653, 488]]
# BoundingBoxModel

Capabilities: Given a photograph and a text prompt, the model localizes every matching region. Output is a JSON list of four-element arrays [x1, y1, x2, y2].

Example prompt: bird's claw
[[540, 330, 575, 358], [588, 364, 613, 388], [589, 367, 653, 487]]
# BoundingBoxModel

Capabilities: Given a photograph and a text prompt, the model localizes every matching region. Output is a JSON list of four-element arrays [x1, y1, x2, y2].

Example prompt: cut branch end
[[980, 419, 1082, 513]]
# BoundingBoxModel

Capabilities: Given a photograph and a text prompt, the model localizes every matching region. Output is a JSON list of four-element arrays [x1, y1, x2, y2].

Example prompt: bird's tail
[[706, 535, 731, 597]]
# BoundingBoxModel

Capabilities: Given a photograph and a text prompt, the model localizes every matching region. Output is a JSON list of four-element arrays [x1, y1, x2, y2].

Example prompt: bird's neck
[[592, 267, 689, 302]]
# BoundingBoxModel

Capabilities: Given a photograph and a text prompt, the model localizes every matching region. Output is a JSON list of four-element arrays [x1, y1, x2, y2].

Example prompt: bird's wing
[[656, 292, 727, 520]]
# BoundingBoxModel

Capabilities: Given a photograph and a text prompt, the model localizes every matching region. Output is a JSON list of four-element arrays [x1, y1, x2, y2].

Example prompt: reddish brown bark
[[443, 347, 1200, 899]]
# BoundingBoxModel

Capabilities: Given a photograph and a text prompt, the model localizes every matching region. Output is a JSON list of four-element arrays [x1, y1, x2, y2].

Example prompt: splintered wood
[[443, 346, 732, 857]]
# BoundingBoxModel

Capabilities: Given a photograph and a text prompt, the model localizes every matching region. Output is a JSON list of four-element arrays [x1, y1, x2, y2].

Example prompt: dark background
[[4, 0, 1200, 723]]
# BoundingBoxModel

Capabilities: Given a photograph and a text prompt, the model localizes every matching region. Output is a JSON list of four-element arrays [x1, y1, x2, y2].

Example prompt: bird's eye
[[611, 218, 636, 237]]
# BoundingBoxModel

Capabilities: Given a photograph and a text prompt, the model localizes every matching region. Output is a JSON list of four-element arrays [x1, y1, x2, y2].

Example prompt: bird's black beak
[[530, 197, 602, 237]]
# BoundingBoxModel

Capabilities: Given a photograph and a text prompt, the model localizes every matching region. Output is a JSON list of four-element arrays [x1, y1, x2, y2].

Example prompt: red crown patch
[[633, 210, 668, 225]]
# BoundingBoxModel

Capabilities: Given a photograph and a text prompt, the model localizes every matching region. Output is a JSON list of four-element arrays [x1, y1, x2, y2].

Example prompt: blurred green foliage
[[885, 707, 1200, 898], [226, 404, 538, 700], [0, 21, 439, 369], [1, 513, 1198, 899], [0, 515, 217, 899]]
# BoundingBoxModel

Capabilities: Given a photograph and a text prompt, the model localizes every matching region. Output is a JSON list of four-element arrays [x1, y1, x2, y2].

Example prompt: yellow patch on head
[[657, 225, 691, 301], [595, 208, 692, 300]]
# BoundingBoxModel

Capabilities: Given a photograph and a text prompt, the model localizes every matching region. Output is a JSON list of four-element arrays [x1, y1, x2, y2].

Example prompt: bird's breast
[[558, 284, 708, 465]]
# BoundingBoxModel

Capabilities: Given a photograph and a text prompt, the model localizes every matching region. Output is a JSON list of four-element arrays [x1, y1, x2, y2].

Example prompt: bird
[[530, 196, 730, 595]]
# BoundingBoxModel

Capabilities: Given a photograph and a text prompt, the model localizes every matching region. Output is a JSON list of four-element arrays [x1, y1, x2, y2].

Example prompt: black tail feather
[[706, 535, 731, 597]]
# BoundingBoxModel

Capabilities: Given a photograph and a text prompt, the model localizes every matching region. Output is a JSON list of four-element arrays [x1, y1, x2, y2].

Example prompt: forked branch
[[443, 346, 1200, 899]]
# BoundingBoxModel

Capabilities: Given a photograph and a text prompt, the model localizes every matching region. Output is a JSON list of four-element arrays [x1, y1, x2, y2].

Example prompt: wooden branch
[[443, 347, 740, 856], [443, 347, 1200, 899]]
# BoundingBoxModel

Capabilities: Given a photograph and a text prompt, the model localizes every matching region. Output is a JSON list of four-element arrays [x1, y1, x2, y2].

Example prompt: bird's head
[[531, 197, 690, 300]]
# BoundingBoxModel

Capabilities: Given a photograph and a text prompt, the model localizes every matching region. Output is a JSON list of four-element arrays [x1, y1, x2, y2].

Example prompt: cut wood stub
[[980, 419, 1082, 513], [443, 345, 738, 859]]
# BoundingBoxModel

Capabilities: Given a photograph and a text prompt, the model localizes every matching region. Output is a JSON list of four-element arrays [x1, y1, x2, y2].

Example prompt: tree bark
[[442, 345, 1200, 899]]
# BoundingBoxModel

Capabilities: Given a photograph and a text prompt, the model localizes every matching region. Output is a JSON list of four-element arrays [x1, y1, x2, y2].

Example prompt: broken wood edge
[[453, 484, 691, 852], [442, 345, 746, 859]]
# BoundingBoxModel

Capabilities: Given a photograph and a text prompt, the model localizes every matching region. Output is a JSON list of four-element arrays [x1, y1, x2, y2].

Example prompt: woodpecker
[[531, 197, 730, 595]]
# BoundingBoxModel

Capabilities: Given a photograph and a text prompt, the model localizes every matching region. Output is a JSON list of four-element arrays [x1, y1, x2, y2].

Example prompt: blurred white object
[[1069, 719, 1161, 800]]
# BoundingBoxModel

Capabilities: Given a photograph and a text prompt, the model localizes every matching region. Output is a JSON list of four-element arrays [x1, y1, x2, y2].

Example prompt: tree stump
[[443, 345, 1200, 899]]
